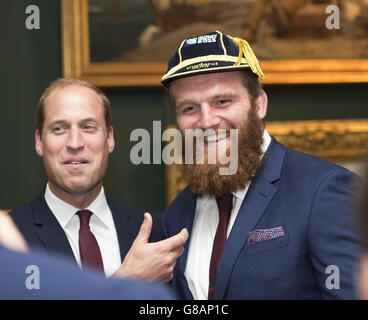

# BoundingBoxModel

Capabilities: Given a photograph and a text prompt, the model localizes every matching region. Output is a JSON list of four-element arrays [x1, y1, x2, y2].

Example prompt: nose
[[199, 104, 221, 130], [66, 127, 84, 151]]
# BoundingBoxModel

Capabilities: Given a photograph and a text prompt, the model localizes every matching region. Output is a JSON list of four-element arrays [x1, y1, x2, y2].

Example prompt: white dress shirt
[[44, 184, 122, 277], [184, 129, 272, 299]]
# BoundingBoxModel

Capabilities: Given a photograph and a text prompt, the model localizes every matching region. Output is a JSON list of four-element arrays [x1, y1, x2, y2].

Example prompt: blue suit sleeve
[[307, 168, 361, 299]]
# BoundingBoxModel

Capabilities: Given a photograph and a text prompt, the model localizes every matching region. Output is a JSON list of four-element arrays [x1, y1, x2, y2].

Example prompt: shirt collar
[[86, 187, 109, 227], [44, 184, 109, 229], [198, 129, 271, 206], [262, 129, 272, 155]]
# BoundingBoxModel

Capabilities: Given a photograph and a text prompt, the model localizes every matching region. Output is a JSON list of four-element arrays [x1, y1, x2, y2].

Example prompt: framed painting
[[61, 0, 368, 87], [165, 119, 368, 205]]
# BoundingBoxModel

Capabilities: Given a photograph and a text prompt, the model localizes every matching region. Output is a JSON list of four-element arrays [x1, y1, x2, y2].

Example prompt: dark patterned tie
[[208, 193, 233, 300], [77, 210, 104, 272]]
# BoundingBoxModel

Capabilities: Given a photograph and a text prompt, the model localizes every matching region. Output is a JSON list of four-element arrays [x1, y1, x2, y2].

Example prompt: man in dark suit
[[0, 212, 175, 299], [10, 78, 188, 281], [160, 31, 360, 299]]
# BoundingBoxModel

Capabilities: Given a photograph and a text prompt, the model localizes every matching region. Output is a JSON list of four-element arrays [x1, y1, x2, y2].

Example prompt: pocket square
[[247, 226, 285, 245]]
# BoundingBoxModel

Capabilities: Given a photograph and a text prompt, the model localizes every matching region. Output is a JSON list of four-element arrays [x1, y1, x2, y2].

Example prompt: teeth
[[69, 161, 83, 164], [205, 133, 228, 143], [206, 135, 217, 142]]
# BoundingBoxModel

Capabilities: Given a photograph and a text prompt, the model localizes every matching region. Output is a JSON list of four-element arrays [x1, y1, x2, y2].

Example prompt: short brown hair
[[238, 69, 263, 102], [36, 78, 112, 135]]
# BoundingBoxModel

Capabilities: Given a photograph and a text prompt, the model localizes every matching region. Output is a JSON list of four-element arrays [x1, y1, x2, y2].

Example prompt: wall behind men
[[0, 1, 367, 212]]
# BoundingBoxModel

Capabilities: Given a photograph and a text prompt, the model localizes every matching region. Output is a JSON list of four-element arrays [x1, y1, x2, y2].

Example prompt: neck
[[48, 182, 102, 209]]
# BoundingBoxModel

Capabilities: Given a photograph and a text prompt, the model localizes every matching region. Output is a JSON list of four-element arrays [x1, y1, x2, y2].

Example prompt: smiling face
[[170, 71, 268, 196], [35, 85, 114, 203], [171, 71, 267, 159]]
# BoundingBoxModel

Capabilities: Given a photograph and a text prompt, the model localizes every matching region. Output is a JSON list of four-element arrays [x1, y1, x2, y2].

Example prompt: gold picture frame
[[165, 119, 368, 205], [61, 0, 368, 87]]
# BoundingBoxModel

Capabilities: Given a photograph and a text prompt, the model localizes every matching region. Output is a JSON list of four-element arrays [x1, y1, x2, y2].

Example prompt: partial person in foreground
[[0, 212, 175, 299], [355, 158, 368, 299], [161, 30, 360, 299], [10, 78, 188, 281], [0, 211, 28, 252]]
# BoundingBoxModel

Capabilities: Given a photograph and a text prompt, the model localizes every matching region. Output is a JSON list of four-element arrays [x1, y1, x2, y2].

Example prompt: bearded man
[[161, 31, 360, 300]]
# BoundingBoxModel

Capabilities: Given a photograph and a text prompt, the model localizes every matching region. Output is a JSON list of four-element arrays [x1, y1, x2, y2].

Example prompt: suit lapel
[[215, 137, 286, 299], [107, 198, 136, 262], [215, 176, 278, 299], [177, 192, 197, 275], [31, 193, 76, 264], [171, 189, 197, 300]]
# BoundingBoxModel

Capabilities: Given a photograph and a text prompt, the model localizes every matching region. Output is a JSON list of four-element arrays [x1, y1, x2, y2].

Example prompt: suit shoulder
[[283, 146, 357, 179], [106, 197, 162, 220], [0, 246, 174, 299], [107, 198, 145, 216], [9, 199, 36, 226], [106, 197, 164, 241]]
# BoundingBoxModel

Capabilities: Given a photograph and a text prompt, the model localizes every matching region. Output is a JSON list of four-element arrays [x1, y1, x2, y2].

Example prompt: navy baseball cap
[[161, 30, 264, 88]]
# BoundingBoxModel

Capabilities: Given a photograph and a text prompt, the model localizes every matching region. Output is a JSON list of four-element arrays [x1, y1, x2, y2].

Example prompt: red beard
[[181, 106, 265, 197]]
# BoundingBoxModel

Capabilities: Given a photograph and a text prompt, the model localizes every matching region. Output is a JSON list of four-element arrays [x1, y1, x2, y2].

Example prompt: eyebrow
[[212, 93, 238, 100], [176, 99, 196, 110], [47, 120, 69, 128], [79, 118, 98, 124], [47, 118, 98, 128], [176, 93, 238, 110]]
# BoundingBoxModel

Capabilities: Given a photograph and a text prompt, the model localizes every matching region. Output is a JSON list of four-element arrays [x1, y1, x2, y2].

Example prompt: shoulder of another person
[[106, 196, 163, 226], [10, 190, 46, 216], [9, 198, 39, 226], [106, 196, 144, 216], [0, 246, 174, 299], [283, 146, 355, 179]]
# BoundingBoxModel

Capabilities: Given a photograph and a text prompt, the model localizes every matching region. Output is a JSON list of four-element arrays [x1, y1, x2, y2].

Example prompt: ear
[[35, 130, 43, 157], [255, 90, 268, 120], [107, 126, 115, 154]]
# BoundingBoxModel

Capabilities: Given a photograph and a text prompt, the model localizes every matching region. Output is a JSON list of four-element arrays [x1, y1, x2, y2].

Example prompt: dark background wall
[[1, 1, 367, 212]]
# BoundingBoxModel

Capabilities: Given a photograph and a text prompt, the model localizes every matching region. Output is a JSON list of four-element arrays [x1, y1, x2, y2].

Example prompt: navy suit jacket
[[0, 245, 175, 299], [163, 137, 361, 299], [10, 192, 164, 266]]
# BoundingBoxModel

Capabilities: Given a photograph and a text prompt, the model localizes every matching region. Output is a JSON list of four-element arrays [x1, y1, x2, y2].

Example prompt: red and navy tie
[[208, 193, 233, 300], [77, 210, 104, 273]]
